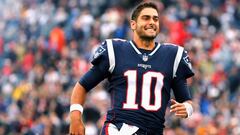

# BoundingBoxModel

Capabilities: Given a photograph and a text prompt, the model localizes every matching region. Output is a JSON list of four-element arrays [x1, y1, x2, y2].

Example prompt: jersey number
[[123, 70, 164, 111]]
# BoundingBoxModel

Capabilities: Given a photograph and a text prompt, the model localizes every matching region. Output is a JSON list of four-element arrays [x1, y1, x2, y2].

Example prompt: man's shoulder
[[108, 38, 129, 45], [158, 42, 182, 53], [99, 38, 128, 50], [161, 42, 182, 48]]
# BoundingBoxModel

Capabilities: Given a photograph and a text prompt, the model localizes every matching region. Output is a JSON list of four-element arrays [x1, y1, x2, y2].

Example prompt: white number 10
[[123, 70, 164, 111]]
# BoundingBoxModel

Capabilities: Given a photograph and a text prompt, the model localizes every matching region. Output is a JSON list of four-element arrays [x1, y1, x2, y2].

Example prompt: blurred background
[[0, 0, 240, 134]]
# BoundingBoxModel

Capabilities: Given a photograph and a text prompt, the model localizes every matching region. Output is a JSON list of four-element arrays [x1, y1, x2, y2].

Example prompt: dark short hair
[[131, 2, 159, 21]]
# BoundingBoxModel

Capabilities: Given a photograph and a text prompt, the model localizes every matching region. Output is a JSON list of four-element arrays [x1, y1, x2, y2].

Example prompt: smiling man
[[69, 2, 194, 135]]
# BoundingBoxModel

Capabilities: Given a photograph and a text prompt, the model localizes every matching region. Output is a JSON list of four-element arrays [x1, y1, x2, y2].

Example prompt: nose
[[149, 18, 155, 24], [148, 17, 158, 25]]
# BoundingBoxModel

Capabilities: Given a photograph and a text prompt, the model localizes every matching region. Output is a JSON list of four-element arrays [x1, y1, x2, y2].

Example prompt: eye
[[142, 16, 150, 20], [141, 15, 159, 22], [153, 16, 159, 22]]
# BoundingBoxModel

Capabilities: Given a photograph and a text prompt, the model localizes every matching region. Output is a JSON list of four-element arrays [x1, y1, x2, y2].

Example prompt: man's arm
[[170, 99, 193, 118], [171, 48, 194, 118], [69, 40, 112, 135], [69, 82, 87, 135], [171, 78, 194, 119]]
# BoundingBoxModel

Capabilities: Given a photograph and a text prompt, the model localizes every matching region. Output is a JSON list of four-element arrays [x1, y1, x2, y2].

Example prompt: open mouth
[[144, 26, 157, 31], [144, 28, 157, 32]]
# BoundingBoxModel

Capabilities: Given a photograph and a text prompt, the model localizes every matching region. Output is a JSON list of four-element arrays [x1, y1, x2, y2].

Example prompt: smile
[[144, 26, 157, 31], [145, 28, 156, 32]]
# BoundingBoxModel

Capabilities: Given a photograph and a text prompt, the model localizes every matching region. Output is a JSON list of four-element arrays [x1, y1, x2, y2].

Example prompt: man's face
[[131, 8, 160, 40]]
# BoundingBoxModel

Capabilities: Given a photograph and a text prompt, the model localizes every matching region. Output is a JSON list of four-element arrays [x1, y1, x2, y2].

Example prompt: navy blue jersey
[[79, 39, 194, 133]]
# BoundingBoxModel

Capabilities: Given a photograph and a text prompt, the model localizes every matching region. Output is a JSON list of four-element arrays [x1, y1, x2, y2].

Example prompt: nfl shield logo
[[142, 54, 148, 62]]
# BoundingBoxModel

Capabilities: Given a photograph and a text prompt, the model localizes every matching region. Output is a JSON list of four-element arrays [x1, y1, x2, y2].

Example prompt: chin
[[147, 34, 157, 38], [141, 35, 156, 40], [146, 32, 157, 37]]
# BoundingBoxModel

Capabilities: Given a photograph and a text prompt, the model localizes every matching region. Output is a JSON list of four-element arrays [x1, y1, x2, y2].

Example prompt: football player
[[69, 1, 194, 135]]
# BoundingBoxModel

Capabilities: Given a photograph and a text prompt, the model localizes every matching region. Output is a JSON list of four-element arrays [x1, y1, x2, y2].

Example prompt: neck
[[133, 35, 155, 50]]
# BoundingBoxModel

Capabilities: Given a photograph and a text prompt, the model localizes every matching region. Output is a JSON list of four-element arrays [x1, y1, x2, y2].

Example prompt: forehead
[[139, 8, 158, 17]]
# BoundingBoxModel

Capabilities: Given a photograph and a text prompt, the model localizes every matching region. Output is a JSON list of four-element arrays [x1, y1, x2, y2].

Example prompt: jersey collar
[[129, 40, 161, 56]]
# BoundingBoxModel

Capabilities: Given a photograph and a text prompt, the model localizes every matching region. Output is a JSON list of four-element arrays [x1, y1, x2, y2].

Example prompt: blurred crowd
[[0, 0, 240, 134]]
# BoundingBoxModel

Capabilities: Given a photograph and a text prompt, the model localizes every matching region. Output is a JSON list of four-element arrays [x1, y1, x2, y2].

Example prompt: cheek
[[136, 23, 145, 29]]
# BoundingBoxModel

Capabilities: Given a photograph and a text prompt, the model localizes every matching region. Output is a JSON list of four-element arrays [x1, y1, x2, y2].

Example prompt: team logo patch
[[93, 46, 106, 59], [183, 55, 192, 70]]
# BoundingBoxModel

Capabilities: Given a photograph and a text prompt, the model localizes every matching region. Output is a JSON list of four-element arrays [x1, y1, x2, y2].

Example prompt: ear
[[130, 20, 137, 30]]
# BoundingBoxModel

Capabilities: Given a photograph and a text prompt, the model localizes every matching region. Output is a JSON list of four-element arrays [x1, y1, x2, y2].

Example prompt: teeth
[[146, 28, 155, 31], [145, 27, 155, 30]]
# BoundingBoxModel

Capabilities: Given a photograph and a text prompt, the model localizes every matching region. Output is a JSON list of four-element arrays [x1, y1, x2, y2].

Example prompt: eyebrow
[[141, 15, 159, 18]]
